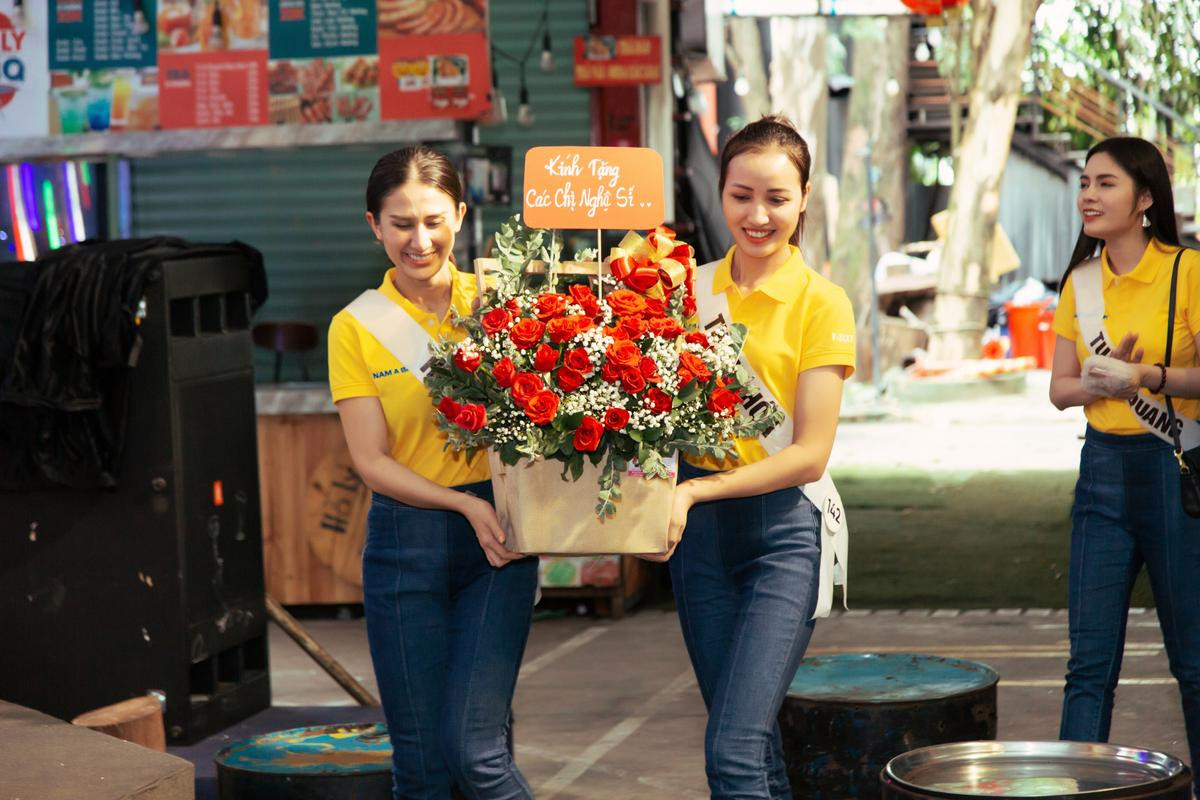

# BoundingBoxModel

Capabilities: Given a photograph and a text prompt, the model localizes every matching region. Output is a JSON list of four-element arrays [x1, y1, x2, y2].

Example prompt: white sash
[[1071, 259, 1200, 449], [692, 260, 848, 619], [343, 289, 437, 380]]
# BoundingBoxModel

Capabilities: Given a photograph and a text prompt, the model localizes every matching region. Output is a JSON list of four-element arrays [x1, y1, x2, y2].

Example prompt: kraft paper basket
[[488, 451, 676, 555]]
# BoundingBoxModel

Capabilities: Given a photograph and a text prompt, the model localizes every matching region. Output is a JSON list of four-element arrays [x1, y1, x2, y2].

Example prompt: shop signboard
[[572, 35, 660, 88], [0, 1, 49, 138]]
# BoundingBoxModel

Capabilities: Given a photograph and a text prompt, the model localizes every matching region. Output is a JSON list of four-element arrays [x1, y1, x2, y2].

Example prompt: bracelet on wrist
[[1150, 363, 1167, 394]]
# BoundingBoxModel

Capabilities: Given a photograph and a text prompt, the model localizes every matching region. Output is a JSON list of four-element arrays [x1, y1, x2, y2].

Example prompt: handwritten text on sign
[[523, 146, 664, 230]]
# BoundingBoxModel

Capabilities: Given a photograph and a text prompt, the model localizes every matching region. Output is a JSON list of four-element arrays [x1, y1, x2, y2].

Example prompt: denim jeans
[[668, 462, 823, 800], [1061, 428, 1200, 795], [363, 482, 539, 800]]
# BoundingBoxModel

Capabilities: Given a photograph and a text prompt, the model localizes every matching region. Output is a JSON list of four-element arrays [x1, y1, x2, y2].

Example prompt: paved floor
[[269, 605, 1189, 800]]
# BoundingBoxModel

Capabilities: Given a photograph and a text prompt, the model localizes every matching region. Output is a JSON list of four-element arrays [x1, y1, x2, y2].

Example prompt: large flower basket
[[488, 451, 677, 555]]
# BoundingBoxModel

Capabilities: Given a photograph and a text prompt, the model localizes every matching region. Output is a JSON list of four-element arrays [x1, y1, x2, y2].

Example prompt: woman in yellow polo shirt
[[650, 116, 856, 798], [1050, 136, 1200, 796], [328, 145, 537, 800]]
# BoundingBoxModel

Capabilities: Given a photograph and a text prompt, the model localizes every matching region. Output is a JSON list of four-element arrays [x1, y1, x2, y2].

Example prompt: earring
[[1143, 212, 1152, 228]]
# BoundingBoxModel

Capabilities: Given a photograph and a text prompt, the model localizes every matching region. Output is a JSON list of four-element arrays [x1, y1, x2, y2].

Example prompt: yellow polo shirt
[[327, 265, 488, 487], [1053, 239, 1200, 434], [692, 245, 857, 470]]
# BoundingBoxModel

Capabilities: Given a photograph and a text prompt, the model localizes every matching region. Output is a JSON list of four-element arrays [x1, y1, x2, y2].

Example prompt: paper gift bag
[[488, 452, 676, 555]]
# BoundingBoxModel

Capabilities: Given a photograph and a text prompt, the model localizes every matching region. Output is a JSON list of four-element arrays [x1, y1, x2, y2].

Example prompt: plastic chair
[[252, 321, 319, 383]]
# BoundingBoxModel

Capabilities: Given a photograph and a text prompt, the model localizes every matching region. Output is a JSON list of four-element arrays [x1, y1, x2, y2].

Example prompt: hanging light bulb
[[516, 81, 535, 128], [540, 29, 555, 72], [481, 66, 508, 126]]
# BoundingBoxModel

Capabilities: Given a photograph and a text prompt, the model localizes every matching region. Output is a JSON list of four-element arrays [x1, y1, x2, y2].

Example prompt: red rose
[[685, 331, 710, 348], [683, 296, 698, 318], [572, 415, 604, 452], [504, 299, 521, 314], [679, 351, 712, 382], [569, 284, 601, 317], [639, 356, 661, 383], [601, 362, 621, 383], [556, 367, 586, 392], [454, 403, 487, 432], [524, 390, 560, 426], [534, 343, 559, 372], [509, 318, 546, 349], [642, 296, 667, 318], [511, 372, 544, 408], [481, 307, 513, 335], [603, 407, 630, 431], [563, 347, 592, 373], [572, 315, 595, 335], [547, 316, 586, 344], [493, 357, 517, 388], [534, 293, 569, 321], [605, 324, 629, 341], [620, 368, 647, 394], [437, 397, 461, 419], [677, 367, 695, 387], [606, 289, 646, 317], [453, 347, 482, 372], [707, 387, 741, 415], [646, 388, 673, 414], [620, 316, 649, 340], [649, 318, 684, 338], [606, 340, 642, 369]]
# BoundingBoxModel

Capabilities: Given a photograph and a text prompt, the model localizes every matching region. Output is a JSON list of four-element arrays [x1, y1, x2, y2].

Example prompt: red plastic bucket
[[1037, 307, 1057, 369], [1005, 302, 1050, 365]]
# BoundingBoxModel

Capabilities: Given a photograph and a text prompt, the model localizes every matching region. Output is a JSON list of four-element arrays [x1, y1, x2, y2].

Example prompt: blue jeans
[[363, 482, 539, 800], [669, 462, 822, 800], [1061, 428, 1200, 794]]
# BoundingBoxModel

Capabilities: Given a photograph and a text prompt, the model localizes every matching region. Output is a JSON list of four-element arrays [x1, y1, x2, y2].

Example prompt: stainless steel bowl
[[881, 740, 1192, 799]]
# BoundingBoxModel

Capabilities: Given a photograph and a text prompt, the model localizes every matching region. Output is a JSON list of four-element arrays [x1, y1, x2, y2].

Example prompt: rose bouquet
[[424, 217, 781, 551]]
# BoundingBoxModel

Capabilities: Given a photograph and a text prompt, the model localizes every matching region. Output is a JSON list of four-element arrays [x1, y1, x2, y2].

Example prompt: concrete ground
[[268, 606, 1189, 800]]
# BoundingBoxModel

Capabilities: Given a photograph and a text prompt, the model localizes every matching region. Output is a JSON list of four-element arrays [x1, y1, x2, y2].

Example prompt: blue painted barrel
[[779, 653, 999, 800], [215, 723, 393, 800]]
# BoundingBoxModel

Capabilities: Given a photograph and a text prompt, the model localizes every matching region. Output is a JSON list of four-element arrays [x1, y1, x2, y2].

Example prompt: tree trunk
[[768, 17, 829, 270], [927, 0, 1041, 361]]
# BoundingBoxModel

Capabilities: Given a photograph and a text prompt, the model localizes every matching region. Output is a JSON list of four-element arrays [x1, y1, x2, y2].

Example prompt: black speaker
[[0, 241, 270, 744]]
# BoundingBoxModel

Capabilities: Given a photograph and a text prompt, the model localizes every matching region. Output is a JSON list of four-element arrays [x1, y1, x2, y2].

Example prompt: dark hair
[[1060, 136, 1179, 289], [365, 144, 464, 218], [718, 114, 812, 246]]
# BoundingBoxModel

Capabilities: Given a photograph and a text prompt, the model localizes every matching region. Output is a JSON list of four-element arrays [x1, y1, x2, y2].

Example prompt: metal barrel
[[780, 652, 999, 799], [880, 740, 1193, 799]]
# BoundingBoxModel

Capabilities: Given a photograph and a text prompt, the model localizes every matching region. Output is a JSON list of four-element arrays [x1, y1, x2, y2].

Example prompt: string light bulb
[[516, 78, 535, 128], [540, 30, 554, 72], [481, 62, 508, 126]]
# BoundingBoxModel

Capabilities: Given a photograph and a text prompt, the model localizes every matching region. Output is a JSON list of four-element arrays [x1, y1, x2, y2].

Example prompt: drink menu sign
[[7, 0, 490, 138]]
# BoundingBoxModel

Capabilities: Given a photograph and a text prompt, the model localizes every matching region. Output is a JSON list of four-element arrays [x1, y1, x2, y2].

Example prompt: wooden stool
[[780, 652, 998, 799], [71, 694, 167, 752]]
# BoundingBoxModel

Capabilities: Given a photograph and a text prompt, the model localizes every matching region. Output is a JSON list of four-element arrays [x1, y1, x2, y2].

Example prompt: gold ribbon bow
[[605, 226, 694, 300]]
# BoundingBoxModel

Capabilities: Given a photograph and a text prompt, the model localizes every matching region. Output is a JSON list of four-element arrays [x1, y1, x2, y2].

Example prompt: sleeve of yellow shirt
[[799, 285, 857, 379], [327, 312, 378, 403], [1183, 250, 1200, 340], [1052, 276, 1076, 340]]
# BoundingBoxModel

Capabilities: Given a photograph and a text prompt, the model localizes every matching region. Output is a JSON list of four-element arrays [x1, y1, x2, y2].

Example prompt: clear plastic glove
[[1081, 354, 1141, 399]]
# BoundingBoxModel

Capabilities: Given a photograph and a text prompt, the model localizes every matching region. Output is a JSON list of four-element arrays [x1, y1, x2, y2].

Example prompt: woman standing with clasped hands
[[328, 145, 537, 800], [1050, 136, 1200, 797], [646, 115, 856, 799]]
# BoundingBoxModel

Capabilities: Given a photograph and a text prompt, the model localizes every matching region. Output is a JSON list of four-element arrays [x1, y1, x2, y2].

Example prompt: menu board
[[5, 0, 491, 139], [0, 1, 50, 138]]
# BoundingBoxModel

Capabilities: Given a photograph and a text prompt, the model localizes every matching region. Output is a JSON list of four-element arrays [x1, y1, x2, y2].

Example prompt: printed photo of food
[[158, 0, 268, 53], [376, 0, 488, 37], [268, 56, 379, 125]]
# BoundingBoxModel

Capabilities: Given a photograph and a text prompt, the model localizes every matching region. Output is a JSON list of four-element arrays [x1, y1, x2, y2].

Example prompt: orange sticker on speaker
[[522, 146, 665, 230]]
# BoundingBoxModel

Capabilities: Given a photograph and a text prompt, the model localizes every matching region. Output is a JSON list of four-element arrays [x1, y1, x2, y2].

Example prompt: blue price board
[[49, 0, 156, 70], [269, 0, 376, 59]]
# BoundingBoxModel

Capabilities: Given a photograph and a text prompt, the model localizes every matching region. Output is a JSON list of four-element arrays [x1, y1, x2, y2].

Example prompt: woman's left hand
[[637, 481, 694, 562]]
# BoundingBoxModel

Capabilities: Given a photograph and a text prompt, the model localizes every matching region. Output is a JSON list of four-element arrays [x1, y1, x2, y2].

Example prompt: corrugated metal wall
[[130, 0, 592, 383]]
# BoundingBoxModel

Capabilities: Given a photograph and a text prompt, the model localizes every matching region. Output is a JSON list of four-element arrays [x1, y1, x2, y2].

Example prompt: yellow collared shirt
[[327, 265, 488, 487], [1053, 238, 1200, 435], [691, 245, 857, 471]]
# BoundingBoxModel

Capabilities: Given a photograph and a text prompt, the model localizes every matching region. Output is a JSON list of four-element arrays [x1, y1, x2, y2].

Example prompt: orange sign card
[[523, 146, 665, 230]]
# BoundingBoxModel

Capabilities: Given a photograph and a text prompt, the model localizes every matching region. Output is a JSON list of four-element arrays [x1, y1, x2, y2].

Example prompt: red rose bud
[[677, 367, 695, 387], [683, 297, 698, 317], [524, 390, 561, 426], [642, 296, 667, 318], [572, 415, 604, 452], [639, 356, 661, 383], [620, 316, 649, 339], [481, 307, 513, 335], [505, 299, 521, 314], [534, 293, 568, 321], [511, 372, 544, 408], [546, 316, 580, 344], [564, 347, 592, 373], [707, 387, 740, 415], [437, 397, 462, 419], [601, 362, 622, 383], [606, 339, 642, 369], [454, 403, 487, 432], [620, 368, 647, 394], [603, 407, 630, 431], [509, 318, 546, 349], [685, 331, 710, 348], [646, 388, 673, 414], [534, 343, 559, 372], [679, 351, 712, 382], [493, 357, 517, 388], [605, 324, 629, 341], [569, 283, 596, 305], [453, 347, 482, 372], [556, 367, 586, 392]]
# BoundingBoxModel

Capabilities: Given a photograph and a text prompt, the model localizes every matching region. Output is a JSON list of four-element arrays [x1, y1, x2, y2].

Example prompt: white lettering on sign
[[545, 154, 581, 177]]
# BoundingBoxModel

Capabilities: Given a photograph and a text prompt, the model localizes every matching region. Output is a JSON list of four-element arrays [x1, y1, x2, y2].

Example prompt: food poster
[[267, 55, 379, 124], [0, 0, 49, 138], [377, 34, 488, 119], [48, 67, 160, 134]]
